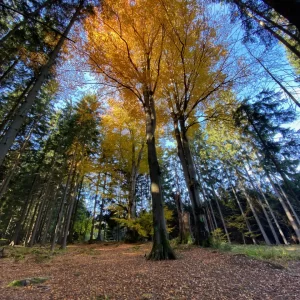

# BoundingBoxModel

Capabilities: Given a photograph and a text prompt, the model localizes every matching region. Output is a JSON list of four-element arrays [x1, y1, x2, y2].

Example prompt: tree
[[83, 0, 175, 259], [0, 0, 87, 166]]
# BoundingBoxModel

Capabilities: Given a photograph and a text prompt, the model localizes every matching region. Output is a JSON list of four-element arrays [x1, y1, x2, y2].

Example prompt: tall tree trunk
[[69, 176, 84, 243], [262, 0, 300, 32], [0, 78, 35, 135], [255, 153, 300, 242], [97, 174, 107, 241], [266, 174, 300, 242], [245, 8, 300, 58], [128, 142, 144, 219], [25, 199, 40, 246], [256, 180, 288, 245], [246, 49, 300, 108], [61, 173, 80, 249], [89, 173, 100, 243], [243, 166, 281, 244], [172, 117, 209, 246], [211, 188, 231, 243], [145, 90, 175, 260], [173, 192, 191, 244], [275, 178, 300, 226], [28, 178, 52, 246], [247, 113, 296, 203], [0, 0, 53, 46], [9, 175, 38, 246], [0, 58, 18, 83], [231, 184, 257, 244], [0, 1, 83, 166], [51, 154, 76, 251], [237, 177, 272, 245], [40, 187, 58, 245], [0, 121, 36, 199]]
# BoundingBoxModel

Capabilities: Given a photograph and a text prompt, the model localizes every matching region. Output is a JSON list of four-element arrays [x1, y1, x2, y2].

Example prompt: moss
[[8, 277, 48, 287]]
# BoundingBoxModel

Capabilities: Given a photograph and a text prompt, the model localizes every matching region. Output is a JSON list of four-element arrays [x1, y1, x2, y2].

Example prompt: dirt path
[[0, 243, 300, 299]]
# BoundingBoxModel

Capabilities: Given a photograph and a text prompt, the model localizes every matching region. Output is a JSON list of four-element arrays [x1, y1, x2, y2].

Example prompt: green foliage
[[113, 207, 174, 239], [210, 228, 232, 251]]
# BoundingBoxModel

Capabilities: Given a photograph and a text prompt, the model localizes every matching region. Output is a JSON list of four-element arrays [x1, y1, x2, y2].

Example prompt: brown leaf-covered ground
[[1, 243, 300, 300]]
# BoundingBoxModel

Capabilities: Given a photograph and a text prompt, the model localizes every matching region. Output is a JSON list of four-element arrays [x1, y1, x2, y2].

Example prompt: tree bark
[[51, 154, 76, 251], [145, 90, 175, 260], [172, 117, 209, 246], [237, 177, 272, 245], [61, 173, 80, 249], [90, 173, 101, 243], [0, 121, 36, 200], [262, 0, 300, 32], [0, 1, 83, 166], [243, 166, 281, 244]]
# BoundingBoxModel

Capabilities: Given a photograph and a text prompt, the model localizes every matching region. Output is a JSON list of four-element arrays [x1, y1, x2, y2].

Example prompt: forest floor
[[0, 242, 300, 300]]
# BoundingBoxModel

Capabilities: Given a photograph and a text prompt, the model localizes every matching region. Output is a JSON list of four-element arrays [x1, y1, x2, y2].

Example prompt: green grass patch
[[229, 244, 300, 260], [3, 246, 59, 262]]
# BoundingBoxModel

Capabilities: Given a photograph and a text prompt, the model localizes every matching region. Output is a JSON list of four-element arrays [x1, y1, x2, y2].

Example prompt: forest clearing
[[1, 0, 300, 299], [1, 242, 300, 300]]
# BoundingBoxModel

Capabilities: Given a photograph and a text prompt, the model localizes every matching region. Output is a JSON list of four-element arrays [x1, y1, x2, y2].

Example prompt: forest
[[0, 0, 300, 298]]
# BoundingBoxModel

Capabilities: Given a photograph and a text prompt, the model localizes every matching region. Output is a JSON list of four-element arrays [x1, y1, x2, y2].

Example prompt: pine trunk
[[0, 2, 83, 165], [238, 179, 272, 245]]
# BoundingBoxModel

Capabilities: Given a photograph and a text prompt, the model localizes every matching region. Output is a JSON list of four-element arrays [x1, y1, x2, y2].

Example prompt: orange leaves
[[83, 0, 168, 97]]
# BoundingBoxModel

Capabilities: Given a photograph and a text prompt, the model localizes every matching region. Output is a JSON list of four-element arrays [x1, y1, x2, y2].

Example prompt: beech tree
[[83, 0, 176, 259]]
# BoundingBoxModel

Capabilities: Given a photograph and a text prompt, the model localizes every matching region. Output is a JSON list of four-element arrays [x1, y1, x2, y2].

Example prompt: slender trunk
[[262, 0, 300, 33], [231, 185, 257, 244], [174, 193, 191, 244], [0, 2, 83, 165], [51, 154, 76, 251], [266, 175, 300, 242], [237, 177, 272, 245], [69, 176, 84, 243], [0, 121, 36, 199], [90, 173, 100, 243], [145, 90, 175, 260], [40, 187, 58, 245], [256, 153, 300, 242], [0, 59, 18, 83], [25, 199, 40, 246], [275, 178, 300, 226], [247, 9, 300, 58], [0, 0, 53, 46], [97, 174, 107, 241], [233, 0, 300, 44], [256, 180, 288, 245], [128, 142, 144, 219], [246, 48, 300, 108], [243, 166, 281, 244], [61, 174, 79, 249], [208, 200, 217, 229], [0, 78, 35, 135], [9, 175, 38, 246], [28, 182, 50, 246], [211, 188, 231, 243], [206, 204, 215, 232]]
